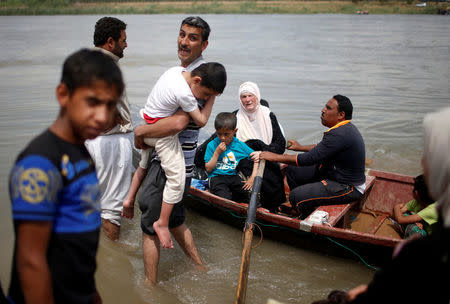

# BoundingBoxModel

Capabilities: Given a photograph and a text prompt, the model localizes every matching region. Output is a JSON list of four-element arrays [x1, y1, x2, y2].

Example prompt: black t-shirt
[[8, 129, 101, 304], [297, 122, 366, 186]]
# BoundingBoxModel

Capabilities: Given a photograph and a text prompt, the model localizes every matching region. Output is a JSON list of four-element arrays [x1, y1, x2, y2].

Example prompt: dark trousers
[[138, 160, 188, 235], [209, 175, 250, 203], [286, 165, 362, 218]]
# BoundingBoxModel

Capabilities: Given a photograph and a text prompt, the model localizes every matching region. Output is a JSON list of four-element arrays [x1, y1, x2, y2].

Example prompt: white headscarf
[[236, 81, 273, 145], [423, 106, 450, 228]]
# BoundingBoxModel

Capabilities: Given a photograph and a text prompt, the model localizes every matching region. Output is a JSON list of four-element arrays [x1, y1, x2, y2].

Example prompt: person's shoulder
[[186, 56, 206, 71], [232, 137, 252, 151], [16, 129, 56, 161], [329, 121, 359, 137], [164, 66, 185, 76], [10, 130, 63, 202], [406, 199, 420, 210]]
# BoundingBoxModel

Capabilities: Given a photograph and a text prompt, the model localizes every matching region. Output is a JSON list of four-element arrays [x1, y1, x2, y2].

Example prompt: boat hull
[[188, 169, 414, 248]]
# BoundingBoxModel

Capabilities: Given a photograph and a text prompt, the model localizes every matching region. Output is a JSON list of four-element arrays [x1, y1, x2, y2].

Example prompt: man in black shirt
[[258, 95, 365, 218]]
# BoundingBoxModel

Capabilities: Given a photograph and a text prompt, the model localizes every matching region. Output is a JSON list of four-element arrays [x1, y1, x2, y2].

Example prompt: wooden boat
[[189, 169, 414, 248]]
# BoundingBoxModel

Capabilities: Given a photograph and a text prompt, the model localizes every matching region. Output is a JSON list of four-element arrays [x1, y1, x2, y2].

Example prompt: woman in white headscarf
[[234, 81, 287, 212], [342, 107, 450, 304]]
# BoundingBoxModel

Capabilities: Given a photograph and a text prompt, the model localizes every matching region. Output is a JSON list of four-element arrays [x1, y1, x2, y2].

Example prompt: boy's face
[[190, 81, 218, 101], [216, 128, 236, 146], [57, 80, 120, 143]]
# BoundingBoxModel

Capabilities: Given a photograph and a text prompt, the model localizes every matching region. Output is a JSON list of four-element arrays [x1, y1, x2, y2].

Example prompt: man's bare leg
[[102, 218, 120, 241], [170, 224, 206, 271], [153, 202, 174, 249], [142, 232, 160, 285]]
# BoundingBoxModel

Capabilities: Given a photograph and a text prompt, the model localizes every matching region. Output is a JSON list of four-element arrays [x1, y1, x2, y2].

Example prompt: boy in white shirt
[[125, 62, 226, 248]]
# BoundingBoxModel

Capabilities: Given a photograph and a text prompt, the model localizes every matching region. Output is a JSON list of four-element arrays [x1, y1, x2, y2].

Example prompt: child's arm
[[187, 96, 216, 127], [122, 166, 148, 219], [205, 141, 226, 173], [242, 156, 260, 191], [393, 203, 423, 224], [16, 221, 55, 304]]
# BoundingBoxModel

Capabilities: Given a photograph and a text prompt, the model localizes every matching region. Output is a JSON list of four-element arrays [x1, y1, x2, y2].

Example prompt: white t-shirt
[[143, 66, 198, 119]]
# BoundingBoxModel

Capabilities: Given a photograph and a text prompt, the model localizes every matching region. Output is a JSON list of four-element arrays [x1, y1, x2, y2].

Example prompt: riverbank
[[1, 0, 448, 15]]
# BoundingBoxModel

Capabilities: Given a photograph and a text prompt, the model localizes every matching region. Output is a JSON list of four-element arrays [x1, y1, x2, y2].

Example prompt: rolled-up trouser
[[85, 132, 133, 226], [139, 134, 185, 205]]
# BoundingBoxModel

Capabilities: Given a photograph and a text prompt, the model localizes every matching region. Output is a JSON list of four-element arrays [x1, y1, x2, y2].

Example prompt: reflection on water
[[1, 14, 449, 303]]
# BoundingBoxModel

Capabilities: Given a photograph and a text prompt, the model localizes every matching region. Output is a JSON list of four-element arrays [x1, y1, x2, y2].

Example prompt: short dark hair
[[414, 174, 434, 204], [333, 94, 353, 120], [61, 48, 124, 96], [191, 62, 227, 94], [94, 17, 126, 46], [215, 112, 237, 130], [181, 16, 210, 41]]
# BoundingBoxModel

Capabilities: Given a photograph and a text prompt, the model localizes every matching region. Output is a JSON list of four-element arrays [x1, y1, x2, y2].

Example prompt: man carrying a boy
[[205, 112, 260, 201], [259, 95, 366, 219], [8, 49, 123, 304], [85, 16, 133, 241], [124, 62, 226, 250], [121, 16, 214, 285]]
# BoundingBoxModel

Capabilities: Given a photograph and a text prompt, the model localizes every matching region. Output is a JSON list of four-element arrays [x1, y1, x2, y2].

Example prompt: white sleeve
[[177, 91, 198, 113]]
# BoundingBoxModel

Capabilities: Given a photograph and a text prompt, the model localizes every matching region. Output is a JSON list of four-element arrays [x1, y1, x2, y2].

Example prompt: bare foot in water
[[153, 221, 174, 249], [194, 263, 208, 272]]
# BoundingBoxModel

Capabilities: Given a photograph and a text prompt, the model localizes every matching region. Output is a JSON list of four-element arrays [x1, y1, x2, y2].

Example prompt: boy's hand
[[121, 198, 134, 219], [134, 125, 151, 149], [216, 142, 226, 154], [250, 151, 260, 163], [242, 176, 255, 191]]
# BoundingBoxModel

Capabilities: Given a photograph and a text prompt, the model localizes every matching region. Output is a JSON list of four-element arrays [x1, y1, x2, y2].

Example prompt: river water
[[1, 14, 449, 303]]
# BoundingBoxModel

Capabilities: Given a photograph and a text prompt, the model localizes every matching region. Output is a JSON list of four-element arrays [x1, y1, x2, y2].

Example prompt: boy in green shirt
[[393, 174, 438, 237]]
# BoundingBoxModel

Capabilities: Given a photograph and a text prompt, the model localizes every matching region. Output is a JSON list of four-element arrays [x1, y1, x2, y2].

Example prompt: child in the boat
[[393, 174, 438, 238], [204, 112, 260, 202]]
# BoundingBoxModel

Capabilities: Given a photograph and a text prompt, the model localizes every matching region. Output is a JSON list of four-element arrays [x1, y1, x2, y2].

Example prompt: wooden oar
[[235, 159, 266, 304]]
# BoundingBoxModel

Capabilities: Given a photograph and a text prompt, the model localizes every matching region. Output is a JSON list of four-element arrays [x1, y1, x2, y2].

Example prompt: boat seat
[[305, 175, 377, 227]]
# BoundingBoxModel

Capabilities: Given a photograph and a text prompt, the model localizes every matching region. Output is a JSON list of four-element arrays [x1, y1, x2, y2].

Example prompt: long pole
[[235, 160, 266, 304]]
